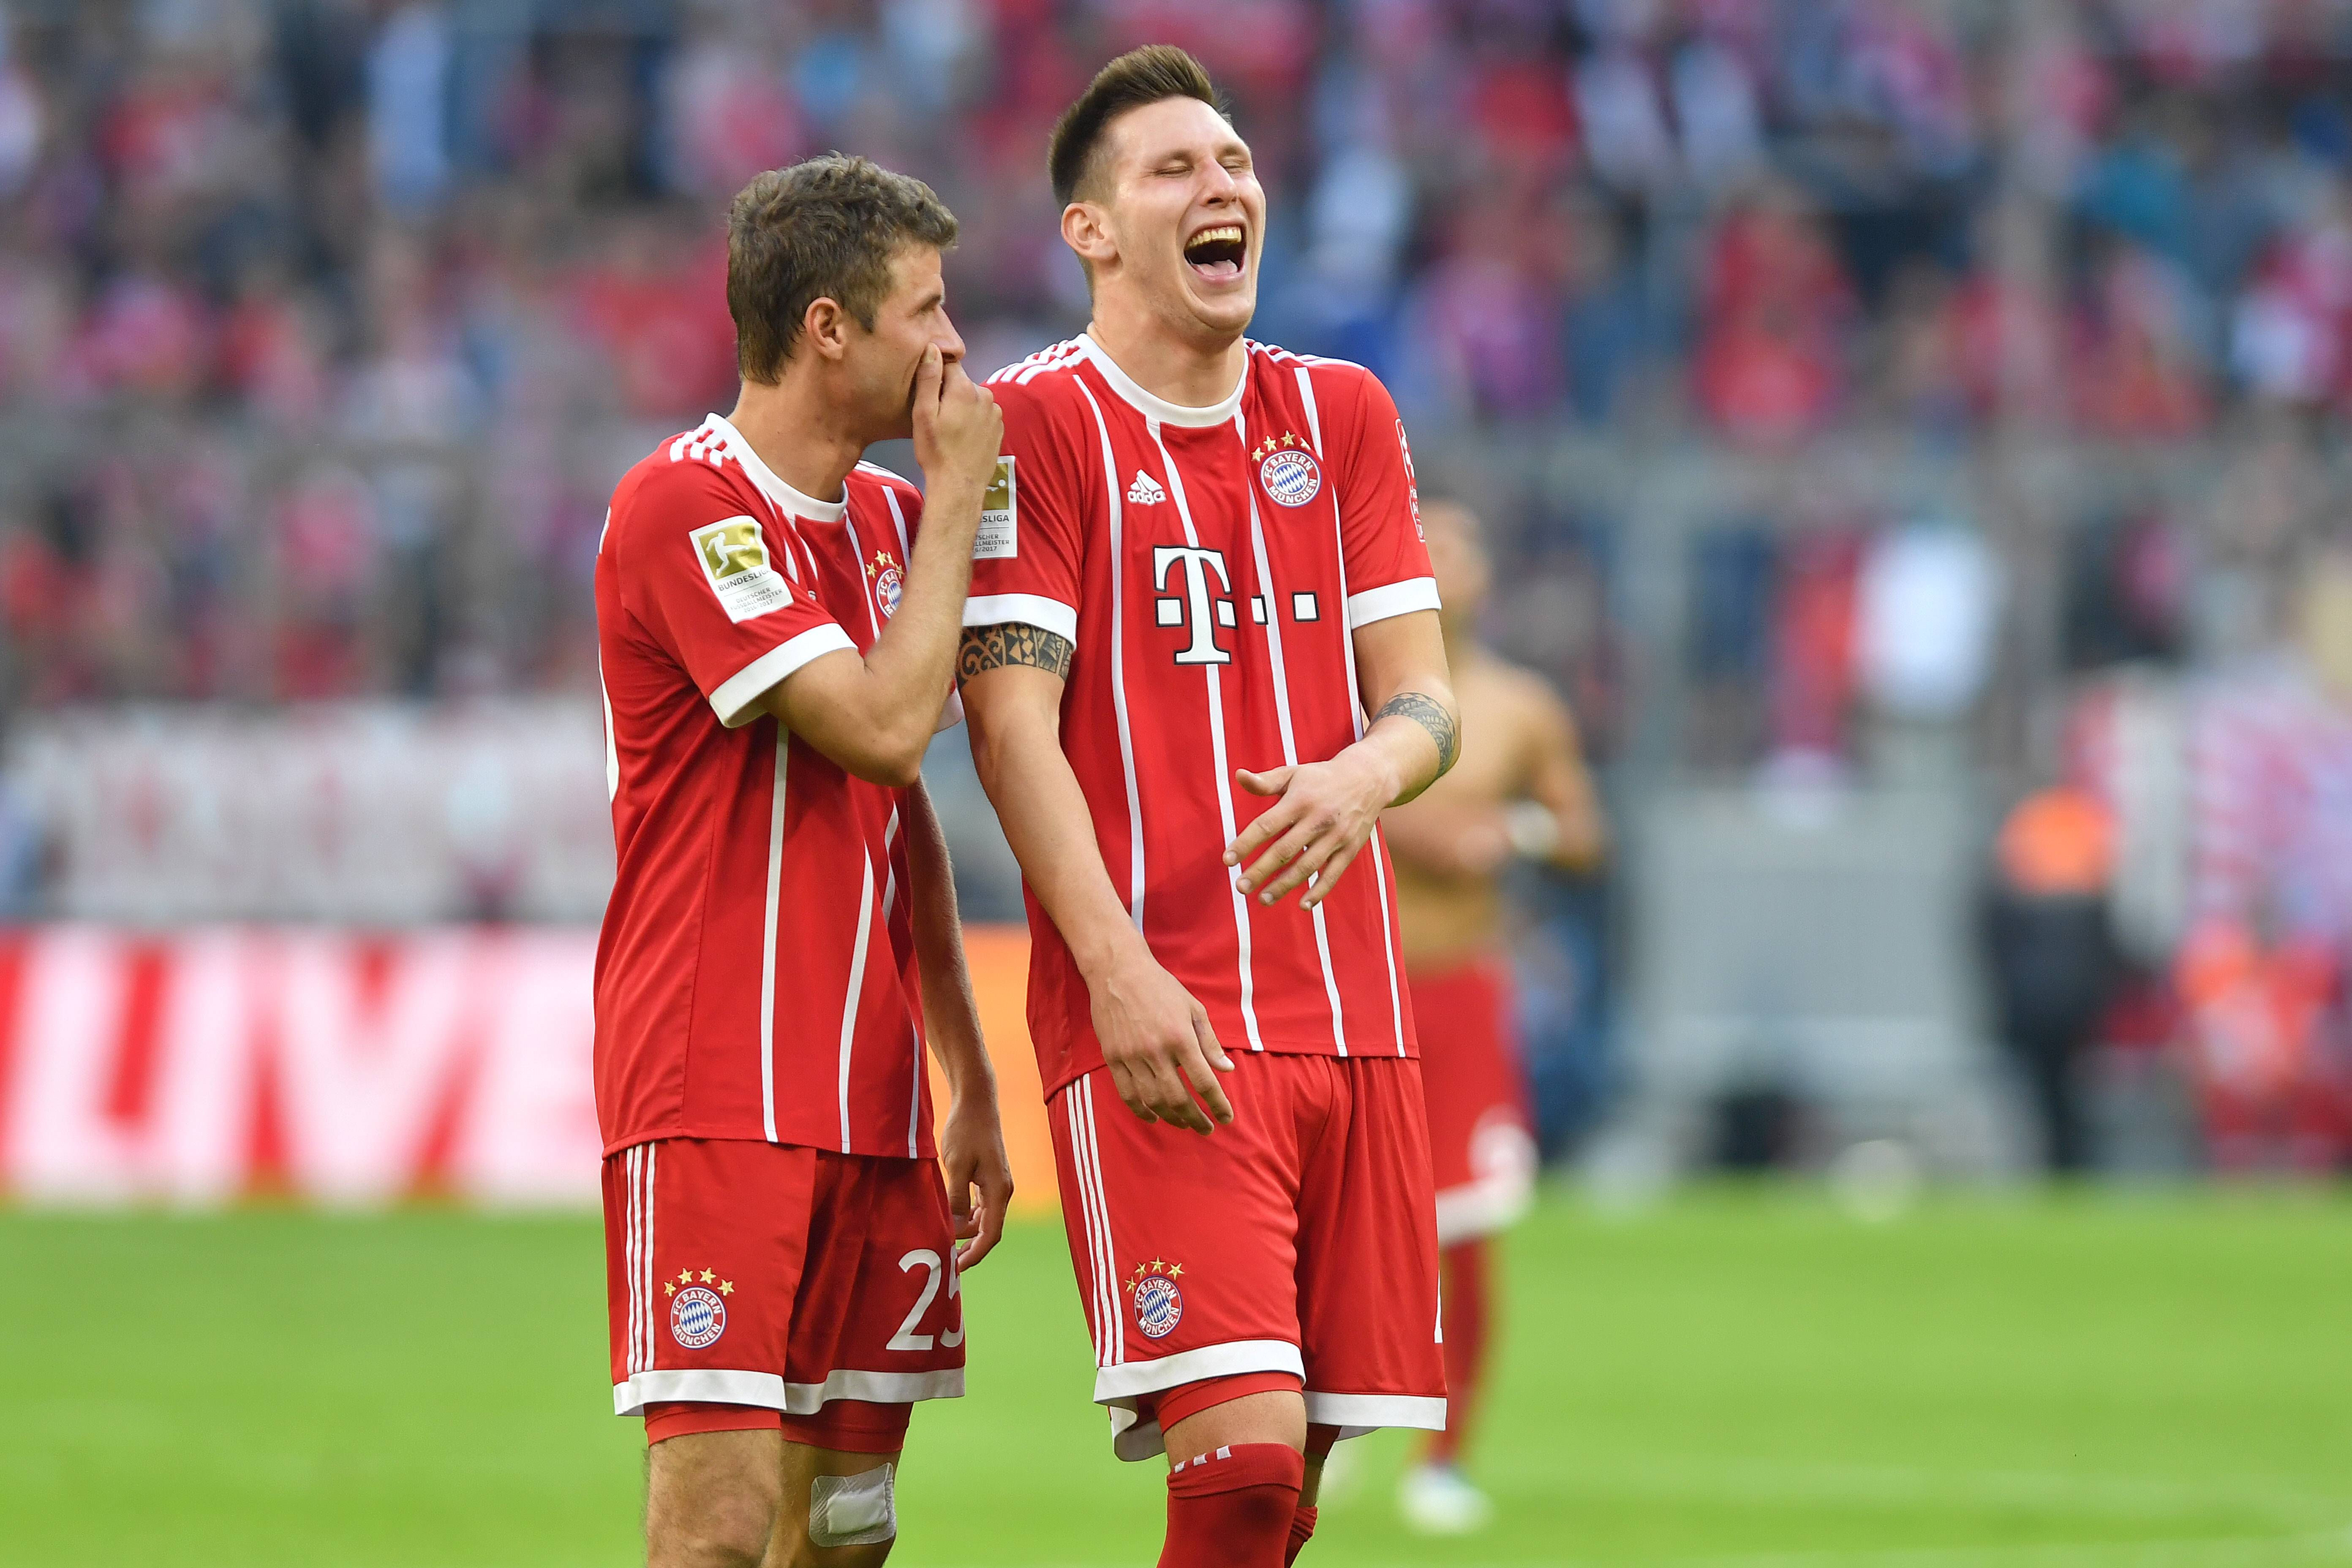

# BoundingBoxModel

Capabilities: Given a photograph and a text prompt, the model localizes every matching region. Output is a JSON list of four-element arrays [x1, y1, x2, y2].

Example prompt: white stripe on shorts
[[1077, 1078, 1124, 1366]]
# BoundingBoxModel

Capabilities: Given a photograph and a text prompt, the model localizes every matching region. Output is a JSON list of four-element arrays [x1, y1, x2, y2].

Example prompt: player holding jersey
[[1382, 499, 1607, 1533], [594, 155, 1009, 1568], [957, 48, 1460, 1567]]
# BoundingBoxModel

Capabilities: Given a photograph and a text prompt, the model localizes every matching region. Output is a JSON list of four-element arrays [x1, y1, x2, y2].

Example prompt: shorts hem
[[613, 1366, 964, 1418], [1092, 1340, 1307, 1464], [1091, 1339, 1305, 1404], [1104, 1388, 1449, 1463], [1433, 1171, 1535, 1244], [1307, 1391, 1448, 1435]]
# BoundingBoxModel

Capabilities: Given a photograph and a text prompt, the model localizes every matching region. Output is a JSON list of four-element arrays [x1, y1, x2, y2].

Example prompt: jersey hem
[[710, 624, 857, 727], [600, 1128, 939, 1160], [613, 1366, 965, 1418], [1039, 1038, 1418, 1101]]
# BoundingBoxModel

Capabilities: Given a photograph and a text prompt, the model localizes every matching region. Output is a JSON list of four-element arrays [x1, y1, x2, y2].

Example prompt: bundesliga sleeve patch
[[690, 516, 792, 623], [975, 455, 1016, 560]]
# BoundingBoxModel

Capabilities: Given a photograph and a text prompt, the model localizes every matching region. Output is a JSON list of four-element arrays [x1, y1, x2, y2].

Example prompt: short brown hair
[[1047, 46, 1227, 207], [727, 154, 958, 383]]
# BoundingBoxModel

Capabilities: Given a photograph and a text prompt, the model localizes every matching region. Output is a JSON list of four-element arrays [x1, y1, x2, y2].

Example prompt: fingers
[[1300, 836, 1366, 909], [1147, 1051, 1218, 1134], [1195, 1009, 1234, 1072], [958, 1162, 1012, 1269], [1234, 765, 1291, 798], [1106, 1058, 1159, 1124], [1225, 785, 1303, 871], [1254, 822, 1347, 904], [1235, 814, 1322, 901], [945, 1155, 975, 1230], [1179, 1021, 1237, 1127], [1261, 820, 1370, 906], [916, 341, 943, 404]]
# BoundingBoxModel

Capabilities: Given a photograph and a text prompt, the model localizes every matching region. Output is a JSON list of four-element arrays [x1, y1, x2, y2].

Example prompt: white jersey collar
[[1078, 332, 1247, 428], [703, 412, 848, 523]]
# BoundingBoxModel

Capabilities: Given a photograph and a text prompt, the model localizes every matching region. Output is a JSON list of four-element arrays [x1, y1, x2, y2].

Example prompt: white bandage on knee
[[808, 1463, 897, 1549]]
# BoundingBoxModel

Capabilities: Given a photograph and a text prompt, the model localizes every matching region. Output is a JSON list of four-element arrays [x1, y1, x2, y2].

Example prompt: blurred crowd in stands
[[0, 0, 2348, 708], [4, 1, 2352, 1171]]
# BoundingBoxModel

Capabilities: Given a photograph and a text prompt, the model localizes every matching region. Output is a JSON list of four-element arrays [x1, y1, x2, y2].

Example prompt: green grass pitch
[[5, 1187, 2351, 1566]]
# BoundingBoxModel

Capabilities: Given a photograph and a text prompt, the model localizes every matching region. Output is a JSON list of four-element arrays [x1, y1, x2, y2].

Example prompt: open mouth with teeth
[[1183, 223, 1247, 282]]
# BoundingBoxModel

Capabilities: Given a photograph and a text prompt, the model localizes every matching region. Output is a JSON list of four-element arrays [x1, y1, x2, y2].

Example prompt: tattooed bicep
[[958, 622, 1074, 685]]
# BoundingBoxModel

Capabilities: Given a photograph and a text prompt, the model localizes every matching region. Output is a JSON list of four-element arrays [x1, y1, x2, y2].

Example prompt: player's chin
[[1178, 272, 1256, 333]]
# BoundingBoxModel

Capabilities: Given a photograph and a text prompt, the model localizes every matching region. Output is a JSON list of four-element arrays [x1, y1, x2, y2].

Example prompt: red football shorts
[[604, 1139, 965, 1447], [1408, 958, 1539, 1244], [1048, 1052, 1446, 1461]]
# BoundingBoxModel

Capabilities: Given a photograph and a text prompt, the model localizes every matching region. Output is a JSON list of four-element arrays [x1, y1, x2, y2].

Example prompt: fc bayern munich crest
[[868, 550, 904, 618], [1253, 436, 1322, 507], [1127, 1258, 1186, 1339], [670, 1285, 727, 1349]]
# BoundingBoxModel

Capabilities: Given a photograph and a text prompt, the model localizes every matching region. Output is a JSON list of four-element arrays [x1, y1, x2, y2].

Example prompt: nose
[[934, 315, 966, 366], [1198, 160, 1240, 201]]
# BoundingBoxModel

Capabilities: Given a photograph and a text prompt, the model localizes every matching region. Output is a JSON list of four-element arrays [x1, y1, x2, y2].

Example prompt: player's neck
[[1086, 304, 1246, 411], [724, 378, 860, 507]]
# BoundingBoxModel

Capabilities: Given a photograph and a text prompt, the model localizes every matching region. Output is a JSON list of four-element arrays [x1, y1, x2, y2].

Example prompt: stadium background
[[2, 1, 2351, 1564]]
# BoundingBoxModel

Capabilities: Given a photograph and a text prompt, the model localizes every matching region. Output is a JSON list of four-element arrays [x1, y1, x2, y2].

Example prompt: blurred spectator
[[8, 3, 2352, 1179], [1693, 188, 1855, 446], [1982, 786, 2123, 1172], [0, 3, 2349, 707]]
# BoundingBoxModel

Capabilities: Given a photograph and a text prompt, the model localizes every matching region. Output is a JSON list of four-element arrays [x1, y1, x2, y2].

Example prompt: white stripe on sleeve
[[710, 623, 858, 727], [1344, 576, 1442, 630], [961, 593, 1078, 643]]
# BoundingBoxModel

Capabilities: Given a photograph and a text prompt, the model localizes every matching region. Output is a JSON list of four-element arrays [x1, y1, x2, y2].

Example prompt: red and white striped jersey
[[970, 335, 1437, 1095], [594, 412, 945, 1159]]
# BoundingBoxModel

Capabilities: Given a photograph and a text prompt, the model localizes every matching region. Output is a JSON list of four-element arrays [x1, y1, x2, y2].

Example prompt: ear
[[802, 296, 852, 363], [1061, 201, 1118, 272]]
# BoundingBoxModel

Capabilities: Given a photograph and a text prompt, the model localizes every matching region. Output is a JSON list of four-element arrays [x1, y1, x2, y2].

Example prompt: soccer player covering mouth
[[592, 155, 1010, 1568], [1381, 499, 1609, 1535], [957, 46, 1461, 1568]]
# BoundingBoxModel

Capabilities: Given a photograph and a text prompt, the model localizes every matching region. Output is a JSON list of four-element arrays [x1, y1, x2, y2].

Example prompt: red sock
[[1428, 1236, 1491, 1467], [1159, 1443, 1305, 1568], [1285, 1503, 1318, 1564]]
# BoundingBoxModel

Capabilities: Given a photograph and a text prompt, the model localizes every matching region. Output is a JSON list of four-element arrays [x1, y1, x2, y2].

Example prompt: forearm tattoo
[[957, 622, 1074, 685], [1375, 690, 1459, 777]]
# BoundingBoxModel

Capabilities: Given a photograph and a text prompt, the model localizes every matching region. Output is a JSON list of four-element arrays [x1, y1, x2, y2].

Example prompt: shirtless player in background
[[1380, 498, 1606, 1534]]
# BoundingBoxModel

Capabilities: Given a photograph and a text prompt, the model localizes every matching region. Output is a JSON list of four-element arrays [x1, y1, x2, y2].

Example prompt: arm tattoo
[[1375, 690, 1459, 778], [958, 622, 1073, 685]]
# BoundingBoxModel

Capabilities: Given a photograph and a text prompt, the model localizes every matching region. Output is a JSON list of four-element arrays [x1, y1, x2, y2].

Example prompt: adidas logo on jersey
[[1126, 471, 1167, 506]]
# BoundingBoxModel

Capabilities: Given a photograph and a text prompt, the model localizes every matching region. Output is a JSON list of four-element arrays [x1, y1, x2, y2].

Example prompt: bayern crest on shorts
[[1127, 1258, 1185, 1339], [671, 1285, 727, 1349], [1252, 437, 1322, 507]]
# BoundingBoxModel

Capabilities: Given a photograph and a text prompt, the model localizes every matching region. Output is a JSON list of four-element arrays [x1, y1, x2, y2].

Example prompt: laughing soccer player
[[957, 47, 1459, 1567], [593, 156, 1010, 1568]]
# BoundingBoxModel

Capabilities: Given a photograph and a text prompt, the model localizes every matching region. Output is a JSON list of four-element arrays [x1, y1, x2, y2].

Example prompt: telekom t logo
[[1152, 545, 1233, 665]]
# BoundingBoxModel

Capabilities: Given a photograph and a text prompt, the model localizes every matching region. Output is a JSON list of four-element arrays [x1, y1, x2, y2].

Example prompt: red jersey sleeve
[[617, 468, 855, 728], [1329, 368, 1441, 630], [962, 381, 1084, 645]]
